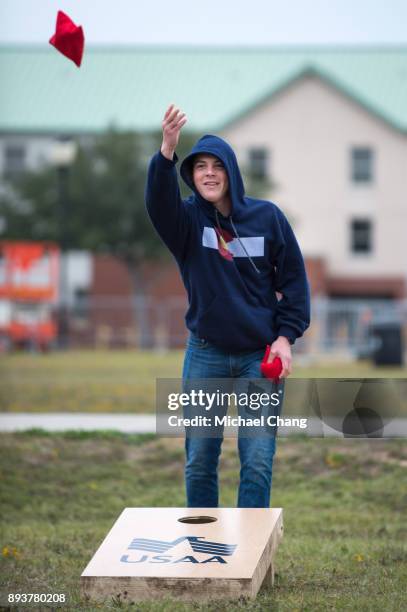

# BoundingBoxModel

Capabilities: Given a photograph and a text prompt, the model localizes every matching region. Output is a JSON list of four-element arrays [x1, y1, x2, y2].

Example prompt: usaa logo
[[120, 536, 237, 565]]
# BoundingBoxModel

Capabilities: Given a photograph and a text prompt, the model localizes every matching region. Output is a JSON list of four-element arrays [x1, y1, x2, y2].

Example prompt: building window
[[4, 144, 26, 178], [351, 147, 373, 183], [248, 147, 269, 180], [351, 219, 372, 253], [72, 288, 90, 320]]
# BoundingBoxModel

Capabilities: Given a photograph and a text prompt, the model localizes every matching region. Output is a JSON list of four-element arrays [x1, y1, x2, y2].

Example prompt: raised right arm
[[145, 105, 191, 261]]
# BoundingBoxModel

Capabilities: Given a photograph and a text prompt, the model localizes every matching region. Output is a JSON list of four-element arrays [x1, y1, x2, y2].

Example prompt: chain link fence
[[2, 293, 406, 360], [60, 295, 407, 361]]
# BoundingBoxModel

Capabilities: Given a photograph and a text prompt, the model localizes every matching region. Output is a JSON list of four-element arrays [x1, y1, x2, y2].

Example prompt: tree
[[0, 128, 199, 347]]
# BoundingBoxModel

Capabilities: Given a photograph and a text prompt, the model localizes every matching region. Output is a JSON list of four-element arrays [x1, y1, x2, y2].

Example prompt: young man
[[145, 104, 310, 508]]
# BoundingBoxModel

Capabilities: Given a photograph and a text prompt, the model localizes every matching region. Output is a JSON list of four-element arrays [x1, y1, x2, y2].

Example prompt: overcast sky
[[1, 0, 407, 46]]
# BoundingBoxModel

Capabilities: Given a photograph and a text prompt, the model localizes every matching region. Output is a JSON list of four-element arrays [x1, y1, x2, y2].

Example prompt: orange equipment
[[0, 241, 60, 350]]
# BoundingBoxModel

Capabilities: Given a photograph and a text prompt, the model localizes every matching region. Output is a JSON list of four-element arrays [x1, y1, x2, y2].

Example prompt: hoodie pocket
[[197, 294, 274, 350]]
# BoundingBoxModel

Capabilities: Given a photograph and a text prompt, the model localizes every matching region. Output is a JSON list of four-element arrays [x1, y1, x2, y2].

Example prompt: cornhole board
[[80, 507, 283, 603]]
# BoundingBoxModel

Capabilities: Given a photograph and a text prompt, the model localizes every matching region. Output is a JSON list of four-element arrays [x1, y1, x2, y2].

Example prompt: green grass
[[0, 433, 406, 610], [1, 349, 406, 413]]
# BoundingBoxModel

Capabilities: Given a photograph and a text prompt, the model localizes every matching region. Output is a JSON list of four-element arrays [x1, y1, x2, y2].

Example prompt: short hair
[[192, 154, 223, 168]]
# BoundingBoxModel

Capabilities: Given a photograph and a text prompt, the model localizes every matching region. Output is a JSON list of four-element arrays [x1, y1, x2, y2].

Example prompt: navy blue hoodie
[[145, 134, 310, 352]]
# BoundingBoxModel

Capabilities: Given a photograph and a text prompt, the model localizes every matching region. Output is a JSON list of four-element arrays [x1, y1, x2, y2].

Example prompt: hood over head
[[180, 134, 246, 217]]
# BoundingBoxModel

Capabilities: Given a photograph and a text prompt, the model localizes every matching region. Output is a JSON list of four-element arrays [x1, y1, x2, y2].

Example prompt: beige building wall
[[221, 74, 407, 279]]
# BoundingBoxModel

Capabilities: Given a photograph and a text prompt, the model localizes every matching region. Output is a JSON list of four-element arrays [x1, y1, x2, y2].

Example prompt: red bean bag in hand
[[260, 345, 283, 381]]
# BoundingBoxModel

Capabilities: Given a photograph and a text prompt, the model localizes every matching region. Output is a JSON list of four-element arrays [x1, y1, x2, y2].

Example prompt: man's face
[[192, 154, 229, 204]]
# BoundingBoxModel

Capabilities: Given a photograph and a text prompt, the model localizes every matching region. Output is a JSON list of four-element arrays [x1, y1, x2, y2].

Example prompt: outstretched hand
[[161, 104, 187, 160]]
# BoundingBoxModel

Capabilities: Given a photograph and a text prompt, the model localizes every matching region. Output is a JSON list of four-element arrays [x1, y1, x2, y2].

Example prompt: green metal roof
[[1, 45, 407, 134]]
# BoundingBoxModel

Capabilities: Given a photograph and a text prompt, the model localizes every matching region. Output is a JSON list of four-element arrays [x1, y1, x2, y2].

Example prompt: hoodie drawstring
[[215, 209, 261, 275]]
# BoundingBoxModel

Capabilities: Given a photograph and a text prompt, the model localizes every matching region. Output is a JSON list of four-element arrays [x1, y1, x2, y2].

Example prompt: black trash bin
[[371, 322, 404, 366]]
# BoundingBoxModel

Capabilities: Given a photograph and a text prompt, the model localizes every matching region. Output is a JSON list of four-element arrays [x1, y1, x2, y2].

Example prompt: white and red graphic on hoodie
[[214, 226, 234, 261]]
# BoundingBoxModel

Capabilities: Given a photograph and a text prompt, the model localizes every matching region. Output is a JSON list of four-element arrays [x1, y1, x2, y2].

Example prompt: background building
[[1, 45, 406, 355]]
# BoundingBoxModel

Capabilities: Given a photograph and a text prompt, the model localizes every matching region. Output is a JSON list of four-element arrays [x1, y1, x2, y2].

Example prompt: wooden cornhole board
[[81, 507, 283, 603]]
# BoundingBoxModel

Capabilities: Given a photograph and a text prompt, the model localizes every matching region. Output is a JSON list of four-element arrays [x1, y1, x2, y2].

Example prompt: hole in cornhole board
[[178, 515, 217, 524]]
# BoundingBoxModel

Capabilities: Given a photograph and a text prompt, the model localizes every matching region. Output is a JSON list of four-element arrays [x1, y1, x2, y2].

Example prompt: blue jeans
[[182, 332, 284, 508]]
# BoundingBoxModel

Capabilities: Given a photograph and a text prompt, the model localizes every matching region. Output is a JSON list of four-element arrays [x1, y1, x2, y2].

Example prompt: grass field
[[1, 349, 407, 413], [1, 350, 406, 609], [0, 432, 406, 611]]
